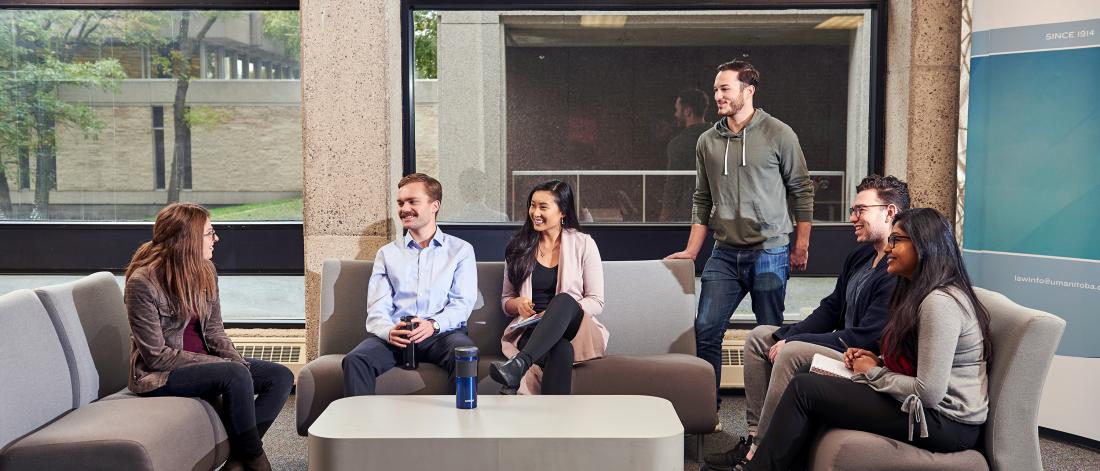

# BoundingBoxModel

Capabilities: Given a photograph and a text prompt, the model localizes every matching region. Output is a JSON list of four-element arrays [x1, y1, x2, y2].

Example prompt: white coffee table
[[308, 395, 684, 471]]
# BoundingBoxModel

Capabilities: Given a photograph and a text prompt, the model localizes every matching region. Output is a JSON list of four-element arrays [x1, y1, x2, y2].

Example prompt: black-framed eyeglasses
[[848, 204, 889, 217], [887, 234, 910, 248]]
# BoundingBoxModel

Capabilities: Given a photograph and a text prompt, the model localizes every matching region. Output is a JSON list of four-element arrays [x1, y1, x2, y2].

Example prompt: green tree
[[414, 11, 437, 79], [160, 11, 297, 204], [0, 10, 302, 217], [262, 11, 301, 60], [162, 11, 219, 205], [0, 11, 127, 219]]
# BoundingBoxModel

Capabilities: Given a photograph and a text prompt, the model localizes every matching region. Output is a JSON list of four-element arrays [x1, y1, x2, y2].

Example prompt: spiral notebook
[[809, 353, 856, 380]]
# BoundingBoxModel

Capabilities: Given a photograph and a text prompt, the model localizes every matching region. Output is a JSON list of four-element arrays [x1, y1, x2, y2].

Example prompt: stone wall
[[19, 105, 301, 194], [192, 106, 302, 192]]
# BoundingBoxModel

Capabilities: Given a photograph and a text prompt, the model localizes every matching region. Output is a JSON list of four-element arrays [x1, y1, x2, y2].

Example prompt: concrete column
[[199, 41, 208, 78], [436, 12, 508, 221], [215, 47, 225, 79], [884, 0, 962, 219], [300, 0, 402, 360]]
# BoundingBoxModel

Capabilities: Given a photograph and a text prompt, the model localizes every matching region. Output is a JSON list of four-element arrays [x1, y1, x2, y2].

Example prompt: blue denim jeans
[[695, 245, 789, 405]]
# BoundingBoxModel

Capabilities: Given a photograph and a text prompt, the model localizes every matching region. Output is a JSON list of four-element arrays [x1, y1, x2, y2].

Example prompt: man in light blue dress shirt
[[342, 173, 479, 396]]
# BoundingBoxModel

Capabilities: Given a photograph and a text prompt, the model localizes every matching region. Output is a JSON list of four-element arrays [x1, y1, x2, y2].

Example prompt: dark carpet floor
[[260, 392, 1100, 470]]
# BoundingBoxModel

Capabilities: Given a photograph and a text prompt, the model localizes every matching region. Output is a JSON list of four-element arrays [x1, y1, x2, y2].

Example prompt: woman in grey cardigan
[[720, 208, 991, 471]]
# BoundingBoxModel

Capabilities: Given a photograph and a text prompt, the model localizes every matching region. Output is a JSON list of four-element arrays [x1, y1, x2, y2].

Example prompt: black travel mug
[[400, 315, 418, 369]]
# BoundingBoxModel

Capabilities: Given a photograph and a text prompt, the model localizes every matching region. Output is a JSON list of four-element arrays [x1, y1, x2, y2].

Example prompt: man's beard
[[719, 98, 745, 117]]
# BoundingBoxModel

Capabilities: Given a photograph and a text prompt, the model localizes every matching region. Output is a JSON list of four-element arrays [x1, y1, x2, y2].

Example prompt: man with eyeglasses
[[704, 175, 910, 471]]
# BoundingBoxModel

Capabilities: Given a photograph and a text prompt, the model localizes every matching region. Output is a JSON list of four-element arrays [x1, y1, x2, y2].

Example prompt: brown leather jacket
[[125, 265, 246, 393]]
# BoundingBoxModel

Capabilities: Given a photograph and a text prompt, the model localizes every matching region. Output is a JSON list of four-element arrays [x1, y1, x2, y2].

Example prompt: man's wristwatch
[[430, 319, 440, 335]]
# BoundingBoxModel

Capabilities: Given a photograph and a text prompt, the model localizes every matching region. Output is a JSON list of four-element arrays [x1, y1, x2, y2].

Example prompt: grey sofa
[[0, 272, 230, 470], [296, 259, 718, 436], [808, 287, 1066, 471]]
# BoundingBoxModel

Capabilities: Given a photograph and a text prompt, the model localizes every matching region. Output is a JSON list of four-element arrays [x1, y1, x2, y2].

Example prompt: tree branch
[[76, 15, 89, 42], [195, 14, 218, 44], [81, 19, 102, 42]]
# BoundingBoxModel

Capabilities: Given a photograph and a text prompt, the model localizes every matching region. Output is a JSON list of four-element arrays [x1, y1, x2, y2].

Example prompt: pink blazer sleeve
[[501, 262, 519, 317], [577, 234, 605, 317]]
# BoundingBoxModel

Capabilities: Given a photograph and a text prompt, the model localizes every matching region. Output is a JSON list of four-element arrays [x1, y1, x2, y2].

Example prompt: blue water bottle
[[455, 346, 478, 409]]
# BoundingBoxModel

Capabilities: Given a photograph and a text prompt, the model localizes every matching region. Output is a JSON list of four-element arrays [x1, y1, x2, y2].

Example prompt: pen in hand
[[840, 337, 856, 368]]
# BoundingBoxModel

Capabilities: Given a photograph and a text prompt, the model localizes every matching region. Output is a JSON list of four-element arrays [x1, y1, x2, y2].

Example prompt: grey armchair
[[808, 287, 1066, 471]]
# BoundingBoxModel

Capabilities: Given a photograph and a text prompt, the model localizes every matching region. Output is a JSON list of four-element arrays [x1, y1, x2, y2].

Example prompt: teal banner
[[964, 34, 1100, 358]]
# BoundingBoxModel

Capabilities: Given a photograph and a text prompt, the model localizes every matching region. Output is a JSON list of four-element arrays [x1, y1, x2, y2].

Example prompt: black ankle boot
[[489, 352, 532, 389], [241, 452, 271, 471]]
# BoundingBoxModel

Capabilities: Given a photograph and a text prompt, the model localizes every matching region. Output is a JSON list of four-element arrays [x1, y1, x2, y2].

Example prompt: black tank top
[[531, 262, 558, 312]]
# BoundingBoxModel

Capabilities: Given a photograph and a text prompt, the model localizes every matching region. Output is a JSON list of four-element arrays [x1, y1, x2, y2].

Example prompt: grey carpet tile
[[260, 393, 1098, 470], [263, 397, 307, 471], [1038, 435, 1100, 471]]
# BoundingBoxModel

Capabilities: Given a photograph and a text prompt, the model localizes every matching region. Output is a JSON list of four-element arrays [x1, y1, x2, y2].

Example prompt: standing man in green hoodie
[[666, 60, 815, 408]]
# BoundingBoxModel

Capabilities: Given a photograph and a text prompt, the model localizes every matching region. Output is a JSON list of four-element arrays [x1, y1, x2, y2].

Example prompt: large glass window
[[412, 10, 873, 224], [0, 7, 304, 324], [0, 10, 302, 222]]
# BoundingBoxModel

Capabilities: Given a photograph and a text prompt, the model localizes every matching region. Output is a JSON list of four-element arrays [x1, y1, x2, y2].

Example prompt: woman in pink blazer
[[490, 180, 609, 395]]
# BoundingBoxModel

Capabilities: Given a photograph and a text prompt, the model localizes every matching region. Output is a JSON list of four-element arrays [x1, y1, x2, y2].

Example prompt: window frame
[[0, 0, 304, 279], [401, 0, 888, 275]]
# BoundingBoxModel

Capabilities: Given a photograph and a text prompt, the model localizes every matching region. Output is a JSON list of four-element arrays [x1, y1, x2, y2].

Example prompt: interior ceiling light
[[580, 15, 628, 28], [814, 15, 863, 30]]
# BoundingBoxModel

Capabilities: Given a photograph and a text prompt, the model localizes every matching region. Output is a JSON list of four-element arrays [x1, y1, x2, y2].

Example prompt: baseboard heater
[[721, 330, 747, 389], [231, 335, 307, 383]]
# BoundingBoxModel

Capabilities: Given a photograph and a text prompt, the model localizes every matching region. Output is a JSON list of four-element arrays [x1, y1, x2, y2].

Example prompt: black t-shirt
[[531, 262, 559, 312]]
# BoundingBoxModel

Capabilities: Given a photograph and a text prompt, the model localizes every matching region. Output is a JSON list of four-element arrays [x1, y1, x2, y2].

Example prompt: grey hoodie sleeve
[[777, 128, 814, 222], [691, 137, 713, 226]]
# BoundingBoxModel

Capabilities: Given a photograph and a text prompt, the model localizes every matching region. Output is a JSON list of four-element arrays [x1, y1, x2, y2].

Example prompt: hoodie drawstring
[[722, 137, 730, 176], [722, 119, 750, 175], [741, 127, 747, 167]]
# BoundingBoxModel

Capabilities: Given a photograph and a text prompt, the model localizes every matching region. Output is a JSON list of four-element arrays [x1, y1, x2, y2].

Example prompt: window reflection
[[415, 11, 871, 224]]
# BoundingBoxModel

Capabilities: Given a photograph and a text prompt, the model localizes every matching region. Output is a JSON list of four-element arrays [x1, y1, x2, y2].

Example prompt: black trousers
[[517, 293, 583, 395], [750, 372, 982, 471], [140, 358, 294, 459], [342, 328, 476, 397]]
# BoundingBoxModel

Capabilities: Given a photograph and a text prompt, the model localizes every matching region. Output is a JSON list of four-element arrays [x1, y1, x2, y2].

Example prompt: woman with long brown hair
[[125, 203, 292, 471]]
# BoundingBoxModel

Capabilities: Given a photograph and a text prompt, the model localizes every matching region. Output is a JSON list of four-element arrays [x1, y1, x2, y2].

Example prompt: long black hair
[[881, 208, 992, 364], [505, 180, 582, 289]]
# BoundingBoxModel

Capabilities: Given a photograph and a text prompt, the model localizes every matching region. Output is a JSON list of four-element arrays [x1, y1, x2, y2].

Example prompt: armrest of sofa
[[572, 353, 718, 435], [296, 354, 347, 436]]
